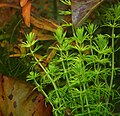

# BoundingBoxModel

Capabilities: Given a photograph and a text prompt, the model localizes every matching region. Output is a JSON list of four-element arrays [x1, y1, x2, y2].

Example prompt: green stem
[[83, 83, 91, 116], [89, 36, 93, 55], [60, 49, 77, 105], [110, 26, 115, 90], [78, 51, 91, 115], [96, 63, 100, 116], [89, 35, 96, 71], [79, 85, 84, 113], [106, 24, 115, 115], [34, 79, 54, 108], [30, 47, 60, 113], [60, 50, 70, 85]]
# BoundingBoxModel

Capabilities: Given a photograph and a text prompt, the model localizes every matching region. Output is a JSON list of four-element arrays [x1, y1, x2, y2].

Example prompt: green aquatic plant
[[21, 2, 120, 116]]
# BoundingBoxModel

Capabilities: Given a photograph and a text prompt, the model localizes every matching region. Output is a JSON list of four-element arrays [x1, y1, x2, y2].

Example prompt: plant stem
[[60, 49, 77, 106], [106, 24, 115, 114], [83, 83, 91, 116], [30, 47, 60, 113], [110, 26, 115, 90], [34, 79, 54, 108], [78, 51, 91, 115]]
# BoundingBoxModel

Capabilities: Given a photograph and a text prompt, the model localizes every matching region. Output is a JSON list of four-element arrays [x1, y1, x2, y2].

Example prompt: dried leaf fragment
[[0, 74, 53, 116], [20, 0, 29, 7], [21, 0, 31, 27]]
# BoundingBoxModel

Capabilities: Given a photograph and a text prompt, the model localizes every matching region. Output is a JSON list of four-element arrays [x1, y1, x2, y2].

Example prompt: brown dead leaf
[[20, 0, 29, 7], [0, 3, 20, 9], [32, 28, 55, 40], [22, 1, 31, 27], [31, 16, 59, 32], [46, 42, 57, 64], [0, 74, 53, 116]]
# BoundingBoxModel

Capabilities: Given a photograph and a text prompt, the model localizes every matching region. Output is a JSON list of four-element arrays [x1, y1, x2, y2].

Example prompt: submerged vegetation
[[0, 0, 120, 116], [20, 2, 120, 115]]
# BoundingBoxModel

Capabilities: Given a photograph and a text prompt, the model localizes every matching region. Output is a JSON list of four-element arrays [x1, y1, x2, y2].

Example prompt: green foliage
[[21, 2, 120, 116], [60, 0, 71, 6], [21, 32, 37, 48]]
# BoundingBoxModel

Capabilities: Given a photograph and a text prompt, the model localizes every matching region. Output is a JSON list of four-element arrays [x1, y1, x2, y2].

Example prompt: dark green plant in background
[[21, 1, 120, 116]]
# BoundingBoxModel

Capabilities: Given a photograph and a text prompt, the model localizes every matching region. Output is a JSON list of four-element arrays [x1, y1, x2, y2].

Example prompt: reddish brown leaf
[[31, 16, 59, 32], [46, 47, 57, 64], [20, 0, 29, 7], [22, 1, 31, 27], [32, 28, 55, 40], [0, 74, 53, 116], [0, 3, 20, 9]]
